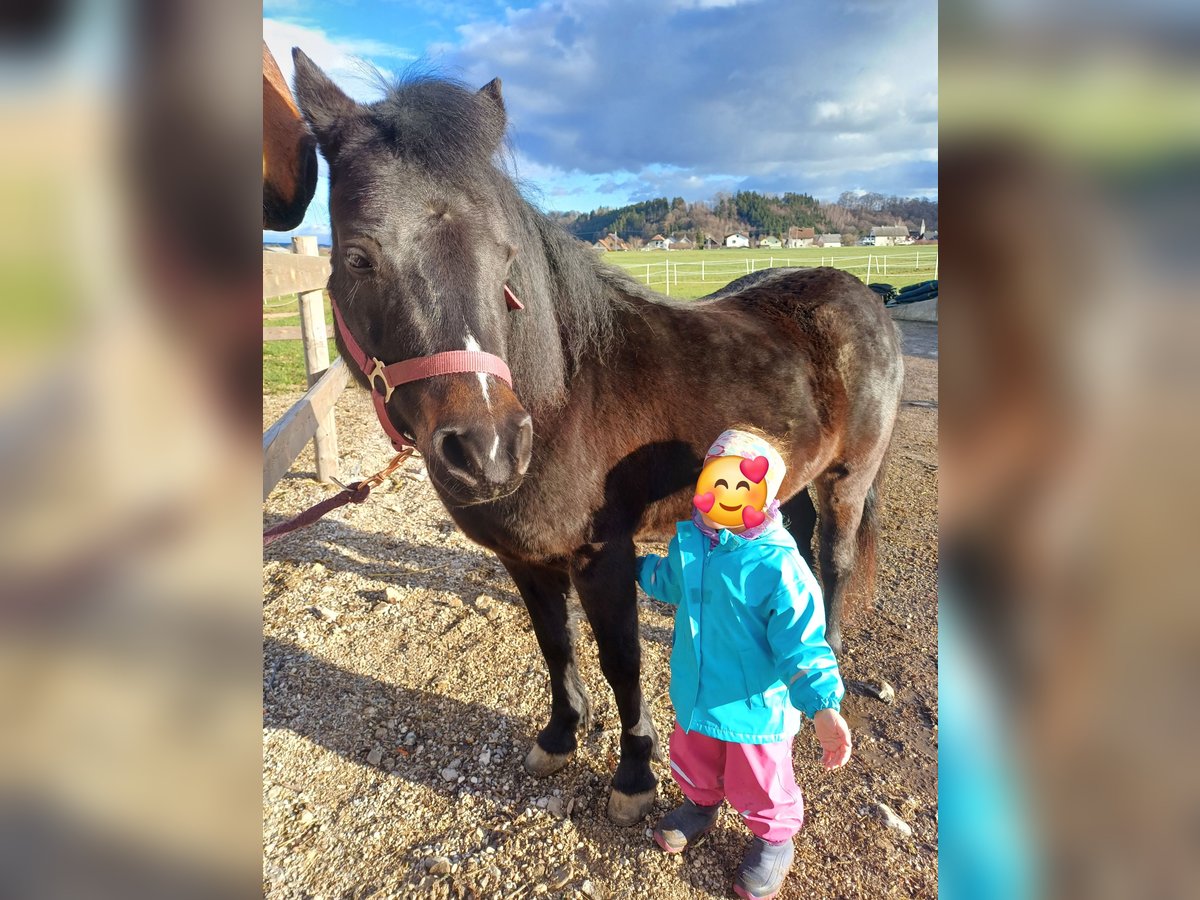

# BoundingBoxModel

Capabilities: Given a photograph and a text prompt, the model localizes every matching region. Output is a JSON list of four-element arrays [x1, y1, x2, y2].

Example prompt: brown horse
[[263, 41, 317, 231], [291, 48, 903, 825]]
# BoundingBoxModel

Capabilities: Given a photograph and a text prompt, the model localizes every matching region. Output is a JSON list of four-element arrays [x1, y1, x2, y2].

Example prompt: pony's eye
[[345, 249, 372, 272]]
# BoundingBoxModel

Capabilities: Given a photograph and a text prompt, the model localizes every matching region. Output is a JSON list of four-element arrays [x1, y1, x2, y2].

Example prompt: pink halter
[[330, 284, 523, 451]]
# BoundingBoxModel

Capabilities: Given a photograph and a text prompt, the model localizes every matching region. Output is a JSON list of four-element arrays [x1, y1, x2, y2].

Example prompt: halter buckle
[[368, 357, 395, 403]]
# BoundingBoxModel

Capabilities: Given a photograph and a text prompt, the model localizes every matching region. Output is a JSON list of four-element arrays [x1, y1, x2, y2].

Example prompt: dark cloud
[[749, 157, 939, 200], [440, 0, 936, 201]]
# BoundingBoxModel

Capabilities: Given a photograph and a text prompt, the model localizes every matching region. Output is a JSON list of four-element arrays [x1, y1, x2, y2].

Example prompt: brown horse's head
[[263, 42, 317, 230], [291, 48, 533, 506]]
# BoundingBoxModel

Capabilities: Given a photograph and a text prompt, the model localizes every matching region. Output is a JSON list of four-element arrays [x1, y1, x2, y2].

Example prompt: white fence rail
[[262, 237, 344, 499], [610, 251, 938, 293]]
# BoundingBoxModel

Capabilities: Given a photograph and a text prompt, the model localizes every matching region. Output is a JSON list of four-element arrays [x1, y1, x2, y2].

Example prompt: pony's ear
[[475, 77, 507, 152], [292, 48, 357, 156], [478, 77, 504, 114]]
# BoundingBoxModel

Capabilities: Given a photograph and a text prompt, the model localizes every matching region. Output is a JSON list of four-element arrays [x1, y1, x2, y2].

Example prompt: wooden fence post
[[293, 235, 339, 483]]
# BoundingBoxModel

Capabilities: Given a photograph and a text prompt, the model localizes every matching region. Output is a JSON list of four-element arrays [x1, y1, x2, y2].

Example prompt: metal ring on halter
[[368, 357, 395, 403]]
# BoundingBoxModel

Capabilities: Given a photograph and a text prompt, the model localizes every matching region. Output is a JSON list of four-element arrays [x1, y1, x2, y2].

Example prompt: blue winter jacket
[[637, 518, 844, 744]]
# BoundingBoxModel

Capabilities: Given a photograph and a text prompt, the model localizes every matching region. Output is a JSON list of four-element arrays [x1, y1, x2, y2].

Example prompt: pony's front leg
[[570, 539, 660, 826], [501, 558, 592, 777]]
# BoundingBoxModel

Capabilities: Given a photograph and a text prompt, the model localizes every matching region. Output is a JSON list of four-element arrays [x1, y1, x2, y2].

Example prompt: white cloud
[[432, 0, 937, 202], [263, 1, 937, 215], [670, 0, 765, 8], [263, 17, 417, 102]]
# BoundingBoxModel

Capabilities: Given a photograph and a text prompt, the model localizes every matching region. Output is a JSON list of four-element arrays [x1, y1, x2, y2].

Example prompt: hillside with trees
[[548, 190, 937, 246]]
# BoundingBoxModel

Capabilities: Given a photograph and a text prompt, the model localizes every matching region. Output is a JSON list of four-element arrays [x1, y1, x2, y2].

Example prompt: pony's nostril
[[433, 420, 531, 490], [433, 427, 479, 483]]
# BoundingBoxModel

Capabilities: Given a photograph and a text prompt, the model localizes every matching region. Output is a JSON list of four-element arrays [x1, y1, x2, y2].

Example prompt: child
[[637, 428, 852, 900]]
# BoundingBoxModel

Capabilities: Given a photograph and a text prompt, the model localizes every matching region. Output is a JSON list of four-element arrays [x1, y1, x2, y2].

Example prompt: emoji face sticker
[[693, 455, 770, 529]]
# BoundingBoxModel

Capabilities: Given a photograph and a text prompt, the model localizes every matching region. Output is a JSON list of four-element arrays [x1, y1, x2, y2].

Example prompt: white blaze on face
[[464, 330, 501, 462]]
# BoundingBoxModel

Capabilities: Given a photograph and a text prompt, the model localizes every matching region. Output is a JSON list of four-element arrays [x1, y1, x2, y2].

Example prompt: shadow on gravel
[[264, 636, 542, 792], [262, 635, 696, 886], [263, 523, 677, 647], [263, 521, 521, 607]]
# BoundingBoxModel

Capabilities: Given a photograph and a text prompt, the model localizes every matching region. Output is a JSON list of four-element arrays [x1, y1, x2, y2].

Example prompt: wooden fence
[[262, 236, 348, 500]]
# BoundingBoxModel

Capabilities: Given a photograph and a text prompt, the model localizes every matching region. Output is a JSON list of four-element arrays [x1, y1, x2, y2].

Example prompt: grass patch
[[602, 246, 938, 300], [263, 291, 337, 393], [263, 338, 339, 394]]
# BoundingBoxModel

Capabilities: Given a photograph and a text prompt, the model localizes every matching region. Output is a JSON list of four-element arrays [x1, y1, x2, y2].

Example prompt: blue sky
[[263, 0, 937, 241]]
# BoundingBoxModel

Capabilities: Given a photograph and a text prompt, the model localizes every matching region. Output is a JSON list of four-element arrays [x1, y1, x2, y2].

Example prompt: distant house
[[815, 233, 842, 248], [786, 226, 816, 248], [644, 234, 670, 251], [702, 234, 721, 250], [725, 232, 750, 248], [870, 225, 911, 247], [758, 235, 783, 250], [669, 235, 693, 250], [593, 233, 630, 252]]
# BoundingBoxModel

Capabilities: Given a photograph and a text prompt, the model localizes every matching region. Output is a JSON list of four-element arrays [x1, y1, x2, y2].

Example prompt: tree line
[[548, 190, 937, 246]]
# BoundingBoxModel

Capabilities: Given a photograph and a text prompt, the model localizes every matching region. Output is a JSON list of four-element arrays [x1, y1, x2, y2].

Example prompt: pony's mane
[[520, 210, 643, 357], [364, 74, 505, 174]]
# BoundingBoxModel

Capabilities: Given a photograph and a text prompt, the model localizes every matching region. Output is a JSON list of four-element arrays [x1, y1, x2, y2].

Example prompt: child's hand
[[813, 708, 852, 769]]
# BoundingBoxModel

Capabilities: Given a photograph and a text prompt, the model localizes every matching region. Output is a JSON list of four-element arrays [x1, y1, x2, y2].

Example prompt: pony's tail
[[845, 451, 888, 621]]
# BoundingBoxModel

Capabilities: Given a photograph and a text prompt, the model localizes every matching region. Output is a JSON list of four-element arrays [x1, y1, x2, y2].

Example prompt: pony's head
[[292, 49, 532, 506]]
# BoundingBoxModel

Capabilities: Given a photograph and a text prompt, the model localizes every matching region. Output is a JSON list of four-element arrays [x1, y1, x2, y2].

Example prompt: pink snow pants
[[668, 722, 804, 843]]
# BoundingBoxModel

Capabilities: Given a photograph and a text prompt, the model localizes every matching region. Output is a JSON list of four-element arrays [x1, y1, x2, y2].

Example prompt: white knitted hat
[[703, 429, 787, 506]]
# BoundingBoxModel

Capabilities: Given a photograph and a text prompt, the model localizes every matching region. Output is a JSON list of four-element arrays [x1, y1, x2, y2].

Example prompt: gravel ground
[[262, 349, 937, 899]]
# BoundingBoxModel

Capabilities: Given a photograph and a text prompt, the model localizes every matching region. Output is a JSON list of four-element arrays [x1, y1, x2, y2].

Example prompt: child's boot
[[733, 836, 794, 900], [651, 799, 721, 853]]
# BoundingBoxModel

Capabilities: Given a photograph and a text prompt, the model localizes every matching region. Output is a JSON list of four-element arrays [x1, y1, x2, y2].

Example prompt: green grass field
[[262, 245, 936, 392], [605, 245, 937, 300], [262, 293, 336, 393]]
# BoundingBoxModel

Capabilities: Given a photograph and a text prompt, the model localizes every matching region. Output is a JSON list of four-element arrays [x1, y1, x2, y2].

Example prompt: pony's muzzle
[[430, 412, 532, 496]]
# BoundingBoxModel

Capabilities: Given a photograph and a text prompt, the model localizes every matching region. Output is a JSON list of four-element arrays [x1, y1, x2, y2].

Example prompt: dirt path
[[262, 350, 937, 899]]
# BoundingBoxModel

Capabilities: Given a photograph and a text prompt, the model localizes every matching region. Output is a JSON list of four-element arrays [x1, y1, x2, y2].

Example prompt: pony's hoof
[[524, 744, 573, 777], [607, 787, 657, 826]]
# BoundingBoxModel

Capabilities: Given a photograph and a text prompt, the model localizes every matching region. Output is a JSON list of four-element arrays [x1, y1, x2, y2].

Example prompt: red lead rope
[[263, 449, 414, 547]]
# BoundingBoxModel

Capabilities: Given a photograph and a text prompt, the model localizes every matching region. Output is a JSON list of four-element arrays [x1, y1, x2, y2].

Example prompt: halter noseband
[[330, 285, 523, 451]]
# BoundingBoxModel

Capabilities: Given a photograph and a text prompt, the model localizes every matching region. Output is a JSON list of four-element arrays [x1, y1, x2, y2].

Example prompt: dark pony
[[291, 49, 903, 825]]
